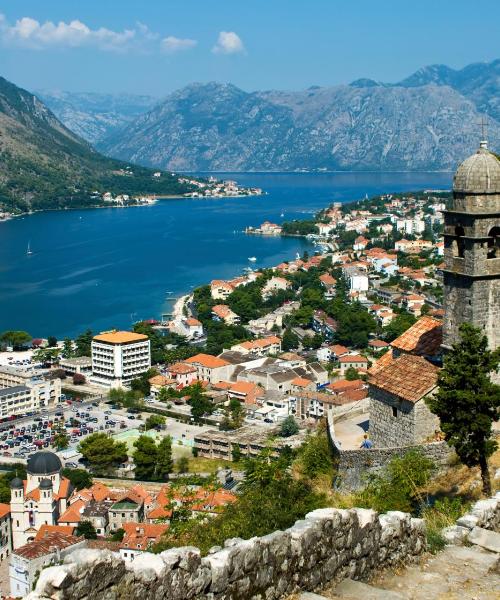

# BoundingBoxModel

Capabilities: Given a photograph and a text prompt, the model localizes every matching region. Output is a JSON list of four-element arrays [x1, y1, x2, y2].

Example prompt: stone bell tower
[[442, 140, 500, 351]]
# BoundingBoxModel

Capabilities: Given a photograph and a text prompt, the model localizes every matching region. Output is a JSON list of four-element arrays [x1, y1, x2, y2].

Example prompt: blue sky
[[0, 0, 498, 96]]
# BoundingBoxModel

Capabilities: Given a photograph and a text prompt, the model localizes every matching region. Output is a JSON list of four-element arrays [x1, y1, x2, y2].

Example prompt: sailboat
[[26, 241, 33, 256]]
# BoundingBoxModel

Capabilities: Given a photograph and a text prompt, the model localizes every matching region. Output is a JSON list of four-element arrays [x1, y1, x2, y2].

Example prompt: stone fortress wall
[[327, 411, 454, 490], [26, 493, 500, 600]]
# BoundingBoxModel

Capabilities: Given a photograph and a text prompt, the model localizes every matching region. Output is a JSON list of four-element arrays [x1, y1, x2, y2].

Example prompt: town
[[0, 143, 498, 598]]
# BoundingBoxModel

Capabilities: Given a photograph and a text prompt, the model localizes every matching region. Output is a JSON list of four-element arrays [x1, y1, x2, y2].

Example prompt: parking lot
[[0, 396, 216, 467], [0, 400, 143, 463]]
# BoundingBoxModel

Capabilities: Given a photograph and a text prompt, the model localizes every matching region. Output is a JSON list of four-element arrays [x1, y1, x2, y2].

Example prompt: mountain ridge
[[0, 77, 194, 213], [23, 59, 500, 172]]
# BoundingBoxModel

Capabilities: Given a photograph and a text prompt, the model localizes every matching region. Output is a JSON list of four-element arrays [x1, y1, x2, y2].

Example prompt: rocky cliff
[[94, 59, 499, 172]]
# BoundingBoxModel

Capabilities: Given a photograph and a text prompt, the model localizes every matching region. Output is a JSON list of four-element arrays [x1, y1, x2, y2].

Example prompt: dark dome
[[27, 451, 62, 476], [39, 478, 53, 489], [10, 477, 23, 489]]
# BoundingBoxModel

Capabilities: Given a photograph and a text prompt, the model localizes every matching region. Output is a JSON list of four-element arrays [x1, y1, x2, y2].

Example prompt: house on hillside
[[369, 353, 440, 447]]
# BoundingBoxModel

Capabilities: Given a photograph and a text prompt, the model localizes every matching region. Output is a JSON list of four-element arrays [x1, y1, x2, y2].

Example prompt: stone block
[[468, 526, 500, 553]]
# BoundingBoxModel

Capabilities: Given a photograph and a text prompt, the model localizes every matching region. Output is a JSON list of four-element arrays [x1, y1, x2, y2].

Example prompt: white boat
[[248, 256, 257, 262], [26, 242, 33, 256]]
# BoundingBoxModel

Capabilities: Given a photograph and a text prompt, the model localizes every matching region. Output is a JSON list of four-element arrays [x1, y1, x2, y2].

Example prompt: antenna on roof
[[477, 117, 488, 149]]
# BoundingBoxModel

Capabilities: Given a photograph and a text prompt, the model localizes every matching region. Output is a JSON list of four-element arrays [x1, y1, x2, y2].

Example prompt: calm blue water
[[0, 172, 451, 338]]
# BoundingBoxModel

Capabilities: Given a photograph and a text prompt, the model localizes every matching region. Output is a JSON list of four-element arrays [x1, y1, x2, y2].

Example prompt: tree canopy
[[427, 323, 499, 495]]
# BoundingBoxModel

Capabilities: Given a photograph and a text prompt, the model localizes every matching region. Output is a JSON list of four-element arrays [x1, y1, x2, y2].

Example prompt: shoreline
[[0, 191, 265, 225]]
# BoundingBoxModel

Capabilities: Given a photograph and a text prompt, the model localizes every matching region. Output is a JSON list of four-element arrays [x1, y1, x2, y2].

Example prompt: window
[[392, 406, 398, 418], [487, 227, 499, 259], [453, 226, 465, 258]]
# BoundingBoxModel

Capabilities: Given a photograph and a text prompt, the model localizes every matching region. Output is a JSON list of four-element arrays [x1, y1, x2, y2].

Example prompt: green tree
[[188, 389, 214, 421], [356, 450, 435, 513], [61, 468, 93, 490], [177, 456, 189, 474], [345, 366, 359, 381], [61, 338, 74, 359], [383, 312, 417, 342], [145, 414, 166, 430], [33, 347, 59, 366], [75, 329, 93, 357], [111, 528, 125, 541], [297, 430, 334, 480], [0, 330, 32, 349], [131, 368, 158, 396], [231, 444, 243, 462], [78, 433, 128, 475], [279, 415, 299, 437], [133, 435, 158, 480], [53, 432, 69, 450], [47, 336, 58, 348], [156, 436, 174, 481], [282, 328, 299, 352], [75, 520, 97, 539], [427, 324, 499, 496], [221, 399, 244, 431], [157, 387, 170, 403]]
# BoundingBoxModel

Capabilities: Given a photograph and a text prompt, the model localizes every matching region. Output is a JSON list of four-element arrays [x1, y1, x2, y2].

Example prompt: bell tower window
[[486, 227, 499, 259], [453, 226, 465, 258]]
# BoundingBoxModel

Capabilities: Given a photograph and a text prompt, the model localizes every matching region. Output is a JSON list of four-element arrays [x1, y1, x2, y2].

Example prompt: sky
[[0, 0, 498, 97]]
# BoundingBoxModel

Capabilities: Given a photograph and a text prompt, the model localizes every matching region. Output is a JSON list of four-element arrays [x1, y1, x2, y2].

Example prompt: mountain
[[99, 67, 500, 172], [36, 91, 158, 144], [396, 59, 500, 122], [0, 77, 193, 213]]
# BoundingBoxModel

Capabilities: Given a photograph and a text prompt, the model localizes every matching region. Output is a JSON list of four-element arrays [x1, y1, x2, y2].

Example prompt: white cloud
[[212, 31, 245, 55], [161, 35, 197, 54], [0, 13, 150, 52]]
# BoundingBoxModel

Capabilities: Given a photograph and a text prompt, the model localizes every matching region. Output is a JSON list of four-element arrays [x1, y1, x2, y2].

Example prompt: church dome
[[10, 477, 23, 489], [27, 451, 62, 476], [39, 478, 53, 489], [453, 142, 500, 194]]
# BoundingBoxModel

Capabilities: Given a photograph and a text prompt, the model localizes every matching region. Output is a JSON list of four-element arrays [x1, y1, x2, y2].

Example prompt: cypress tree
[[156, 436, 174, 481], [427, 323, 499, 496]]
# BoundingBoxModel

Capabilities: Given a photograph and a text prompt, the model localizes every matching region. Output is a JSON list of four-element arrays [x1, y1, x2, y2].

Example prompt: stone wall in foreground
[[27, 507, 426, 600], [25, 493, 500, 600]]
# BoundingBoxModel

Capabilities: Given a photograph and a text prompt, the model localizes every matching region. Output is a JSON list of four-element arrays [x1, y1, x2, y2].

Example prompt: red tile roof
[[185, 353, 229, 368], [368, 349, 395, 376], [391, 316, 442, 356], [327, 379, 364, 392], [339, 354, 368, 364], [14, 532, 83, 559], [0, 503, 10, 519], [35, 524, 75, 541], [369, 354, 439, 403]]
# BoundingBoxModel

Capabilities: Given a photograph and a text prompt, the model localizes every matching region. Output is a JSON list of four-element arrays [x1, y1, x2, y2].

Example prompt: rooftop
[[14, 532, 83, 560], [391, 316, 442, 356], [369, 353, 439, 403], [93, 331, 148, 344], [185, 353, 230, 369]]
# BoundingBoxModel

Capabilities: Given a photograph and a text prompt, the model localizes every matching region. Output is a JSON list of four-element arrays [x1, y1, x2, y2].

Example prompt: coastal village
[[0, 143, 498, 598]]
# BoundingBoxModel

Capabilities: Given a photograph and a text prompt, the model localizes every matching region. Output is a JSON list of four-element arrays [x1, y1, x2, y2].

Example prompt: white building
[[90, 331, 151, 388], [0, 503, 11, 562], [344, 268, 369, 293], [0, 367, 61, 418], [10, 452, 72, 549], [262, 276, 290, 299], [10, 532, 85, 597]]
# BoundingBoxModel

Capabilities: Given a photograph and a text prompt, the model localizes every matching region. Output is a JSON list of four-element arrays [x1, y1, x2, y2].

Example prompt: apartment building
[[90, 331, 151, 388], [0, 367, 61, 416]]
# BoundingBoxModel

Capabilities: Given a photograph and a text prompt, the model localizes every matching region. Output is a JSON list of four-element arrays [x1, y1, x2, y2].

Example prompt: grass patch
[[186, 457, 233, 474]]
